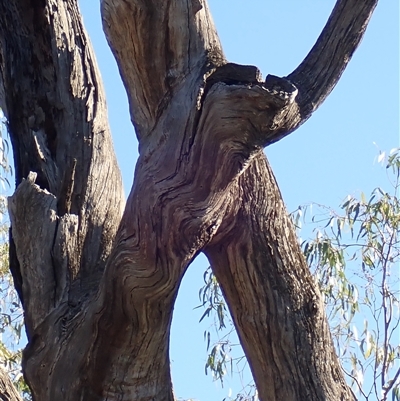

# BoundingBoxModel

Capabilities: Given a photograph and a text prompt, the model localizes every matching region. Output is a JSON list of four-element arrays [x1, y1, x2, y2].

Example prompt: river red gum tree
[[0, 0, 378, 400]]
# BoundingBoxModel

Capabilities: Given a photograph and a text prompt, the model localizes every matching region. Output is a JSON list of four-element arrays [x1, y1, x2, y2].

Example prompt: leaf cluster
[[294, 148, 400, 401], [0, 109, 29, 400]]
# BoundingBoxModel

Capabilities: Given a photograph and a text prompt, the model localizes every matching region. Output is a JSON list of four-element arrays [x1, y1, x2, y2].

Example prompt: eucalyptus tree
[[0, 0, 379, 400]]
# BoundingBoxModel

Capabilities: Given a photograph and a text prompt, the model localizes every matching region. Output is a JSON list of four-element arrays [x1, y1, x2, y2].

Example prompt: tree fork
[[0, 0, 379, 400]]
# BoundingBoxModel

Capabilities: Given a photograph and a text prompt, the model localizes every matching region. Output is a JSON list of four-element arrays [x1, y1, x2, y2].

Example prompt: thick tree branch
[[198, 0, 379, 145], [101, 0, 225, 141], [204, 153, 356, 401], [0, 0, 124, 328], [286, 0, 378, 126]]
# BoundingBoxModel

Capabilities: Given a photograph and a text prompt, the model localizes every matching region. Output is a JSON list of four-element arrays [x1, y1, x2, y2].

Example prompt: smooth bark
[[0, 0, 378, 400]]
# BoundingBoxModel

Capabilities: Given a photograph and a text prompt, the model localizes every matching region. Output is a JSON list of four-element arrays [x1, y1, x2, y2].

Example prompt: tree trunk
[[0, 0, 378, 400], [204, 154, 352, 400]]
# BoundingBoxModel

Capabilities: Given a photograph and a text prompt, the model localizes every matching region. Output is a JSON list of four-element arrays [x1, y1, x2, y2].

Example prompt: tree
[[0, 0, 380, 400]]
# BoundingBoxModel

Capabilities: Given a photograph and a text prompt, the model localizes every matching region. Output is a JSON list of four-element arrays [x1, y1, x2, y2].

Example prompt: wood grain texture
[[101, 0, 225, 141], [0, 0, 124, 398], [0, 0, 124, 320], [204, 154, 355, 401], [0, 0, 379, 400]]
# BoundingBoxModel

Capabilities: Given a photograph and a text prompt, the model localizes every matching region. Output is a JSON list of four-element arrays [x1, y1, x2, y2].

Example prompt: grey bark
[[0, 0, 378, 400], [204, 155, 350, 400]]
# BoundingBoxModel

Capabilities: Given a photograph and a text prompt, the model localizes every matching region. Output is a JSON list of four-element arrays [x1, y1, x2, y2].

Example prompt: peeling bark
[[0, 0, 379, 400]]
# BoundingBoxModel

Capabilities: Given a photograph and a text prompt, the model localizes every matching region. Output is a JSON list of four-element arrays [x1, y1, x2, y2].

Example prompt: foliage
[[299, 148, 400, 401], [198, 148, 400, 401], [197, 267, 257, 400], [0, 109, 29, 400], [197, 268, 229, 383]]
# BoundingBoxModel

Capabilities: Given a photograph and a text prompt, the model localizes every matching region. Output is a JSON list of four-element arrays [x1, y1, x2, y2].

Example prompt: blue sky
[[79, 2, 399, 400]]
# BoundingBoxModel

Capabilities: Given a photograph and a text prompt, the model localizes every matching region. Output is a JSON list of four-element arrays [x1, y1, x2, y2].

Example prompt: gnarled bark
[[0, 0, 378, 400], [204, 154, 353, 400]]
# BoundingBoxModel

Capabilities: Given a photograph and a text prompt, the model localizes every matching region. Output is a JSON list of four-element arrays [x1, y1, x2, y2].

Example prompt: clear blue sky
[[79, 2, 399, 400]]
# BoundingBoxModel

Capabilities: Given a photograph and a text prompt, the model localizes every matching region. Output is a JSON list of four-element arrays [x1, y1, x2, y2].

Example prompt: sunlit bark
[[0, 0, 378, 399]]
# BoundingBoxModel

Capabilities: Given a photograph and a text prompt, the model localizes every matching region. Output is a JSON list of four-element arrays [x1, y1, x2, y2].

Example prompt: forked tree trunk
[[0, 0, 378, 400]]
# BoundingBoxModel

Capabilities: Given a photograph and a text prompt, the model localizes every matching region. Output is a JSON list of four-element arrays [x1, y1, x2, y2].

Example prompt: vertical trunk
[[0, 0, 124, 335]]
